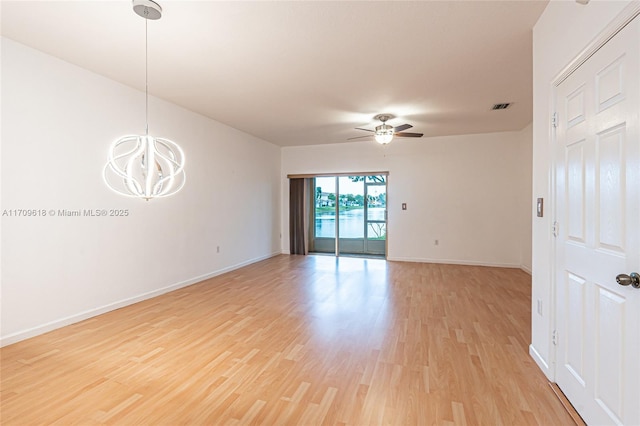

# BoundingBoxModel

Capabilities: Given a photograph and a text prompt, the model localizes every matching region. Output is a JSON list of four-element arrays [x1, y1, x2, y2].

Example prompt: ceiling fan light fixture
[[374, 123, 394, 144], [375, 130, 394, 144]]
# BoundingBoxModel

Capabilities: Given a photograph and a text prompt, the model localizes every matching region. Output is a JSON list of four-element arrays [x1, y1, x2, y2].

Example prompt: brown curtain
[[289, 178, 309, 255]]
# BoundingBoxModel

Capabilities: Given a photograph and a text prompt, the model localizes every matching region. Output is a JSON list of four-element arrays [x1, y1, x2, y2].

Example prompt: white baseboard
[[386, 256, 521, 269], [0, 251, 281, 348], [521, 264, 532, 275]]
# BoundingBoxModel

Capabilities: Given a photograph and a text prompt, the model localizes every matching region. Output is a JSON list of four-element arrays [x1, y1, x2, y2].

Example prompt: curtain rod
[[287, 171, 389, 179]]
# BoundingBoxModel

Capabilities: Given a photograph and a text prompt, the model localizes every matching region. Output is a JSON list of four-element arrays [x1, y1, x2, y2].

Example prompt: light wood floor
[[1, 255, 573, 425]]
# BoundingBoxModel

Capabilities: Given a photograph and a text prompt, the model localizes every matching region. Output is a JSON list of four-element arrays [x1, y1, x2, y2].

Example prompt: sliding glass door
[[311, 174, 386, 257]]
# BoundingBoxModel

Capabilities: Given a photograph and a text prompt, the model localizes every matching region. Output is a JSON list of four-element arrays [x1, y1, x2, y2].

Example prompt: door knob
[[616, 272, 640, 288]]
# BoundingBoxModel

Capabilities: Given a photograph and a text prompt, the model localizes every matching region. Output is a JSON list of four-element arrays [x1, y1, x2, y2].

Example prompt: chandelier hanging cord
[[145, 17, 149, 135]]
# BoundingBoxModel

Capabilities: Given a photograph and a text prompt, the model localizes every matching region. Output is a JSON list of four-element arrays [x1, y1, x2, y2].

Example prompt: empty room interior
[[1, 1, 639, 425]]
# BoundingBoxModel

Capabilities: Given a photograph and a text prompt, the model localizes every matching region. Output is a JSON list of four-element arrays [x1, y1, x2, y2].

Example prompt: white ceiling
[[1, 1, 548, 147]]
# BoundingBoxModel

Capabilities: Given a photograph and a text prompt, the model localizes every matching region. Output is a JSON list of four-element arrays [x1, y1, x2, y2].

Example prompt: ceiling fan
[[348, 114, 423, 144]]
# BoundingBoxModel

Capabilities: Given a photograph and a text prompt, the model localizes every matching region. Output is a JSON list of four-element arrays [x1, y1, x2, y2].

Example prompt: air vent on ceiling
[[492, 103, 512, 110]]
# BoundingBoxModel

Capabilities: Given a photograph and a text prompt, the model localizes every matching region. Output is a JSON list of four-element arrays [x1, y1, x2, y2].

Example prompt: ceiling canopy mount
[[133, 0, 162, 20]]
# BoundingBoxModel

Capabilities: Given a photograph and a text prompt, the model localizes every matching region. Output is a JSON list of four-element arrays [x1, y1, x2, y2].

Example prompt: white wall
[[282, 126, 533, 269], [518, 124, 535, 274], [0, 38, 281, 346], [531, 0, 634, 379], [518, 123, 533, 274]]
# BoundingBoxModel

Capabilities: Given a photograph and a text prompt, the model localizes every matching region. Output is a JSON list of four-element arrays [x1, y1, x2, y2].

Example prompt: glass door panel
[[312, 176, 336, 254], [338, 176, 365, 255], [365, 182, 386, 255]]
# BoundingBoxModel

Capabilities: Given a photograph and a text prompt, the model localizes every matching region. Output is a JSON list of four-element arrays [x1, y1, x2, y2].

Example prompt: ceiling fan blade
[[355, 127, 375, 132], [394, 124, 413, 132], [395, 132, 424, 138], [347, 135, 374, 140]]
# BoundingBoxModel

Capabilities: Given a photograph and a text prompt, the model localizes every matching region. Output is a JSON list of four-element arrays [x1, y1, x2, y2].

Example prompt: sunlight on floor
[[305, 255, 391, 345]]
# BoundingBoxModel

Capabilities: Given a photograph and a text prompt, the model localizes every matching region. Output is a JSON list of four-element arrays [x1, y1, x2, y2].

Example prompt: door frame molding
[[548, 1, 640, 381]]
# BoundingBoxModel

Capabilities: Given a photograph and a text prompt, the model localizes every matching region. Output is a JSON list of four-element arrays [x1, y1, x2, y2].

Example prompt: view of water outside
[[315, 176, 386, 239], [316, 208, 386, 238]]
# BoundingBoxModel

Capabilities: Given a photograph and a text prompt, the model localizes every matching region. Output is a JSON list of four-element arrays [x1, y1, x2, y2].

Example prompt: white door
[[555, 16, 640, 426]]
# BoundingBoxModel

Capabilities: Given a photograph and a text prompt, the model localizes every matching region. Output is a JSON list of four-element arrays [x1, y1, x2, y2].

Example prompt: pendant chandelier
[[104, 0, 185, 200]]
